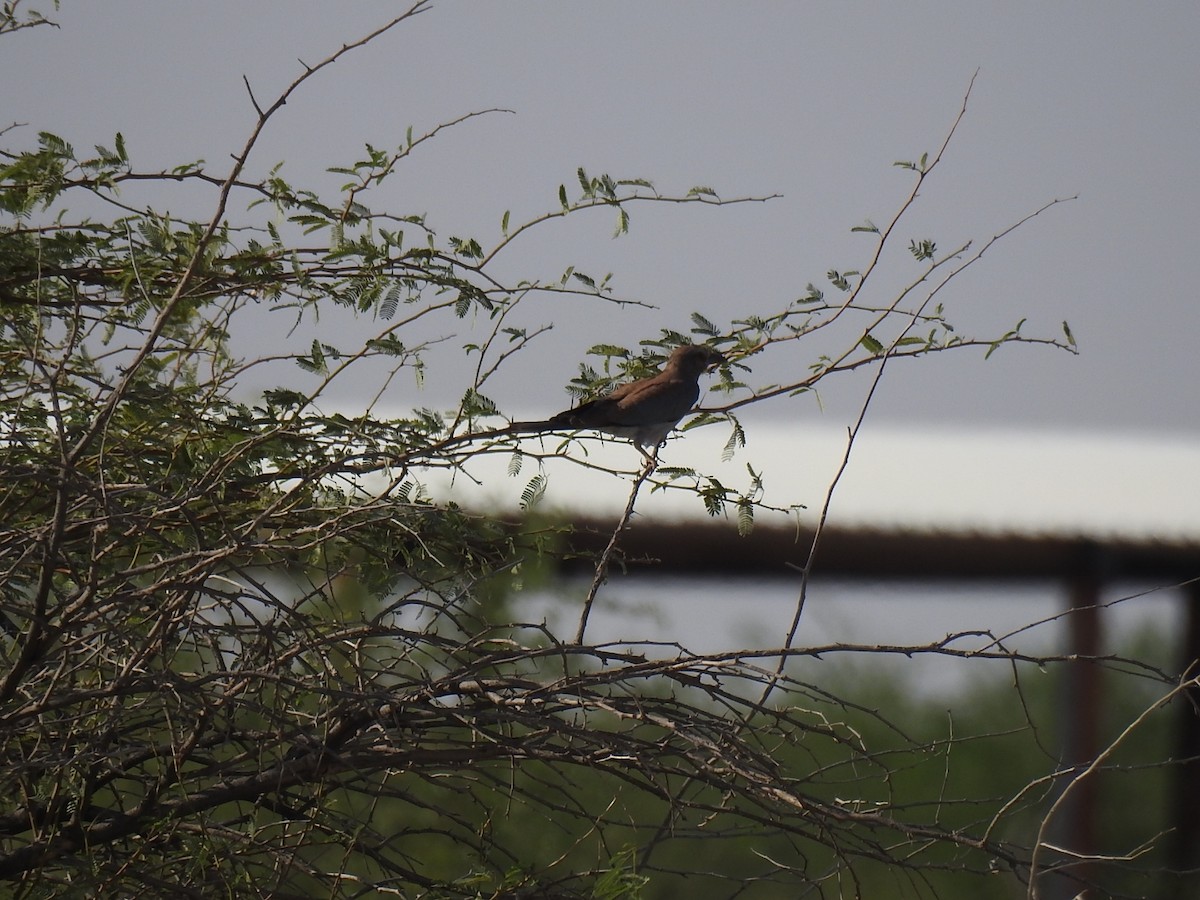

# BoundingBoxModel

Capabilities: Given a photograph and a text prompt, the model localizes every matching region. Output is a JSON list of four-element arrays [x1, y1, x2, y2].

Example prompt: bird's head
[[667, 343, 727, 377]]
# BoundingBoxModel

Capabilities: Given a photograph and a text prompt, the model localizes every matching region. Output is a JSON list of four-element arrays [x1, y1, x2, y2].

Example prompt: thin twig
[[574, 454, 657, 643]]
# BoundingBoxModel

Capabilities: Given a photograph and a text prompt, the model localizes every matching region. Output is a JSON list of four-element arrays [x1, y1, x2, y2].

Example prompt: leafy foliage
[[2, 9, 1167, 900]]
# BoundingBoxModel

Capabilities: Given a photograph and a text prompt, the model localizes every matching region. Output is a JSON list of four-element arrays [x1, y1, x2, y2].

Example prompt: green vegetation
[[4, 4, 1185, 898]]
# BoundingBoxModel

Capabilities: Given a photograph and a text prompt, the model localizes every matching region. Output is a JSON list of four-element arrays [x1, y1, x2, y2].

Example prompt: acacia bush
[[6, 4, 1188, 899]]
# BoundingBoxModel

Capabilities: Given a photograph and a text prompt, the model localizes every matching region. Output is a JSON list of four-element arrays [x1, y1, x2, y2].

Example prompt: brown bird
[[508, 343, 726, 455]]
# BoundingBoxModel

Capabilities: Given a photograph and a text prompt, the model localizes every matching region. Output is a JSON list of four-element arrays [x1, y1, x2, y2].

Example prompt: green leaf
[[365, 335, 406, 356], [449, 236, 483, 259], [558, 184, 569, 210], [263, 388, 307, 409], [591, 848, 649, 899], [461, 388, 499, 418], [828, 270, 856, 292], [655, 465, 696, 479], [908, 238, 937, 261], [380, 282, 401, 320], [507, 450, 524, 477], [690, 312, 717, 336], [295, 340, 326, 374], [699, 477, 731, 518], [721, 420, 745, 462], [613, 206, 630, 237], [859, 333, 885, 355], [520, 474, 547, 510], [736, 500, 754, 537], [799, 284, 824, 304], [1062, 320, 1077, 348], [587, 344, 629, 358]]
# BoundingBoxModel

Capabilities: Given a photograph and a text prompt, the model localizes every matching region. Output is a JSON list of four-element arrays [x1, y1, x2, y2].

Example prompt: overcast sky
[[6, 1, 1199, 444]]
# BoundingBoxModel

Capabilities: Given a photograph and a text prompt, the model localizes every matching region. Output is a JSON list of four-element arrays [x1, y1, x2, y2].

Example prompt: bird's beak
[[706, 348, 727, 369]]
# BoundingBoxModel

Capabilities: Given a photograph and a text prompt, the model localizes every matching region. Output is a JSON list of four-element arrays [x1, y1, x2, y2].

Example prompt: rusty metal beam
[[557, 518, 1200, 581]]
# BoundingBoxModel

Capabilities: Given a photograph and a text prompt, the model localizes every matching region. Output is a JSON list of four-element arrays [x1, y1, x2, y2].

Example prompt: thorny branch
[[3, 10, 1177, 900]]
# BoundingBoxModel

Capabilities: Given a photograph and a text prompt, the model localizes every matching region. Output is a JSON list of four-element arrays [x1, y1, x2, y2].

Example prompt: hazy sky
[[6, 1, 1199, 440]]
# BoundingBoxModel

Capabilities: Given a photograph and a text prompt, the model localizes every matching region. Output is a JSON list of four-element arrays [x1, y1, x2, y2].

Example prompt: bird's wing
[[529, 352, 709, 431], [609, 376, 699, 424], [539, 374, 659, 428]]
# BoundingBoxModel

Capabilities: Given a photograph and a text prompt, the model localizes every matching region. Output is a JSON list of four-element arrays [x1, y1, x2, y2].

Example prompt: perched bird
[[508, 343, 726, 455]]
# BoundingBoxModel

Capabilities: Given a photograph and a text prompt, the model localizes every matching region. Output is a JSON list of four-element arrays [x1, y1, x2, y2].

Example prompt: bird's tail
[[505, 409, 580, 434], [504, 419, 558, 434]]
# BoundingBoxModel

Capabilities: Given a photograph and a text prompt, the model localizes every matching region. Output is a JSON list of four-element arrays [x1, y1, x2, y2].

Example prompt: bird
[[506, 343, 726, 456]]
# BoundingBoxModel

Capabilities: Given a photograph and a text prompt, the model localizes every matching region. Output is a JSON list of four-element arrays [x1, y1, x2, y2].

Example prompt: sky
[[4, 2, 1199, 534]]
